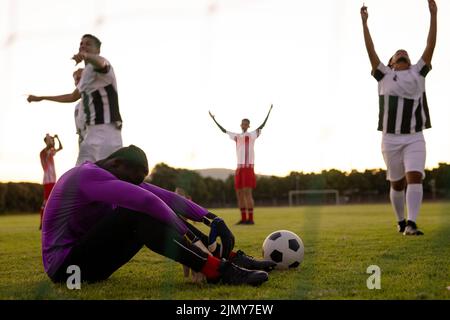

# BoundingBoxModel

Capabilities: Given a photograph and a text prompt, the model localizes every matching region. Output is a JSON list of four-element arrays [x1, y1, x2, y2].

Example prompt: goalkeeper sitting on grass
[[42, 145, 275, 286]]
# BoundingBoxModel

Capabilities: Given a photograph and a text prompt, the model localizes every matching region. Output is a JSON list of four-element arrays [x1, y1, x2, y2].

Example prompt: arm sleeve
[[252, 129, 260, 139], [139, 183, 209, 222], [80, 168, 188, 235], [413, 58, 432, 77], [226, 131, 238, 141], [371, 62, 390, 82]]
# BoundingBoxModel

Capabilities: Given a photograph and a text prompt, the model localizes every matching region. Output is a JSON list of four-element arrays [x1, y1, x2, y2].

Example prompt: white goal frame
[[288, 189, 339, 206]]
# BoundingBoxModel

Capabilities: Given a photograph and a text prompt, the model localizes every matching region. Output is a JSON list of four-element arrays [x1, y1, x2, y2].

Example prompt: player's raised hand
[[27, 95, 42, 103], [428, 0, 437, 15], [360, 3, 368, 23], [209, 110, 227, 133]]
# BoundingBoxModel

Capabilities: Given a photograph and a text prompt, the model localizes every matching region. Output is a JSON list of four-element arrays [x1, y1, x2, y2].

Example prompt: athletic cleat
[[230, 250, 276, 272], [235, 220, 247, 225], [219, 261, 268, 286], [245, 220, 255, 225], [397, 219, 406, 233], [403, 220, 424, 236]]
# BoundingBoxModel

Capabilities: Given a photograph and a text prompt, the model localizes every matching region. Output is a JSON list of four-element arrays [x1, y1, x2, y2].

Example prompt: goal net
[[288, 189, 339, 206]]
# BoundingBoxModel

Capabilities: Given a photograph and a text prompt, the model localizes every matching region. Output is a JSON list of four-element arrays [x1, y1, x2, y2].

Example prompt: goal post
[[288, 189, 339, 206]]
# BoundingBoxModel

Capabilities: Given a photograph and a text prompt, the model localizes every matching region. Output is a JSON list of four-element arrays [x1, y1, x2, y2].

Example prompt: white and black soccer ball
[[262, 230, 304, 270]]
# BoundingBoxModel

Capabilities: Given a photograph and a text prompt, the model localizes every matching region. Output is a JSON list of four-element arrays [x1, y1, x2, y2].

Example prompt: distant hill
[[195, 168, 235, 181], [195, 168, 271, 180]]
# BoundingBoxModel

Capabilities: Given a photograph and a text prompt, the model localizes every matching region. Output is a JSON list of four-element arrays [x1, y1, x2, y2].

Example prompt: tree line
[[1, 162, 449, 214], [149, 162, 450, 207]]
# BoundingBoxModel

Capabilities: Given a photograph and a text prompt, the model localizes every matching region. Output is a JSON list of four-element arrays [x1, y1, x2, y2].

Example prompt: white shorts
[[76, 123, 123, 166], [381, 132, 426, 181]]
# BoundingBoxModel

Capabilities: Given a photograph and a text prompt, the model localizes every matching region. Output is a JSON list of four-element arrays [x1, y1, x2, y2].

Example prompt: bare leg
[[390, 177, 406, 191], [405, 171, 422, 185]]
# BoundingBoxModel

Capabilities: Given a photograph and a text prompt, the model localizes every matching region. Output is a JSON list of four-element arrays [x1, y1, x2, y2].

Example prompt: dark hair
[[241, 118, 250, 124], [82, 34, 102, 49]]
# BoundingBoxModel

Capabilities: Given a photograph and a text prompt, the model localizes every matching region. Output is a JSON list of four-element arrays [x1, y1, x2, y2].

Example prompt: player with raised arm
[[361, 1, 437, 235], [39, 134, 63, 230], [209, 105, 273, 225], [28, 34, 123, 165]]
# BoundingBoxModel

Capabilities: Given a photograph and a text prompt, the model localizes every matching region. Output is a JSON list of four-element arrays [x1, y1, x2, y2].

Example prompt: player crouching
[[42, 145, 274, 286]]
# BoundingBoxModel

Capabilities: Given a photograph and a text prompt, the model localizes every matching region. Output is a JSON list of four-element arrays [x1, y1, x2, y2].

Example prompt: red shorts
[[234, 167, 256, 190], [43, 183, 55, 201]]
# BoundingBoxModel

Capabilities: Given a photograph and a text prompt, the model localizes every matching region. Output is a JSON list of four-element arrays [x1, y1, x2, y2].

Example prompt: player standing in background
[[209, 105, 273, 225], [39, 134, 63, 230], [28, 34, 123, 165], [361, 0, 437, 235]]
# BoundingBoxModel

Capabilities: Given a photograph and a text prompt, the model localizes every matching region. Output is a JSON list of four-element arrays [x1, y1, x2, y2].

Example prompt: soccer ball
[[262, 230, 304, 270]]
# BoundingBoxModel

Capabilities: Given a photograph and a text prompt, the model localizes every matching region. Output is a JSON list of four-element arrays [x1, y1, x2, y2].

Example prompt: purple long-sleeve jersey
[[42, 162, 208, 277]]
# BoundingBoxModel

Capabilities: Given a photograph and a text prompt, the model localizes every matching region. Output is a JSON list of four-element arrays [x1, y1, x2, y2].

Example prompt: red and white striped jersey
[[40, 148, 57, 184], [227, 129, 260, 167]]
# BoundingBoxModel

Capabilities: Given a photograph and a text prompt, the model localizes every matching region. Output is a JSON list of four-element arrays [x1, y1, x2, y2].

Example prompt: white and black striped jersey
[[77, 58, 122, 127], [372, 59, 431, 134]]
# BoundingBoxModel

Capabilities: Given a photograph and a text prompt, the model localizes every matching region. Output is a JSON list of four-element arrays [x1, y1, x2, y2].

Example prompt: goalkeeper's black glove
[[208, 217, 235, 259]]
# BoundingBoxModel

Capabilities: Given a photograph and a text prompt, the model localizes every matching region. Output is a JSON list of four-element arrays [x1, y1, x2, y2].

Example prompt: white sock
[[406, 184, 423, 223], [390, 188, 405, 222]]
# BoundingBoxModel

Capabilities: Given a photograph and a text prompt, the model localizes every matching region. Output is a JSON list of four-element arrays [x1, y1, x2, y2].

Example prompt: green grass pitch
[[0, 203, 449, 300]]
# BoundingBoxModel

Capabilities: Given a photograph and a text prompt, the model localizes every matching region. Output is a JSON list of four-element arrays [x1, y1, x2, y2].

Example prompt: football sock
[[200, 255, 222, 279], [240, 208, 247, 221], [390, 188, 405, 222], [406, 184, 423, 223], [248, 208, 254, 222]]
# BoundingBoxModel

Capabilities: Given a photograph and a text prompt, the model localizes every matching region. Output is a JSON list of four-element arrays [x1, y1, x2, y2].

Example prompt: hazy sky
[[1, 0, 449, 183]]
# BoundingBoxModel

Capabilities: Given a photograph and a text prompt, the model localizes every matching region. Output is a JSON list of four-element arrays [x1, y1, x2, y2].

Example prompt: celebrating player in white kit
[[361, 1, 437, 235], [28, 34, 123, 165]]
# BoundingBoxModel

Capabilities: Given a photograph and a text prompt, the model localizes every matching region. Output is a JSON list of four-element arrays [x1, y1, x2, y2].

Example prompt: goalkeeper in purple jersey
[[42, 145, 275, 286]]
